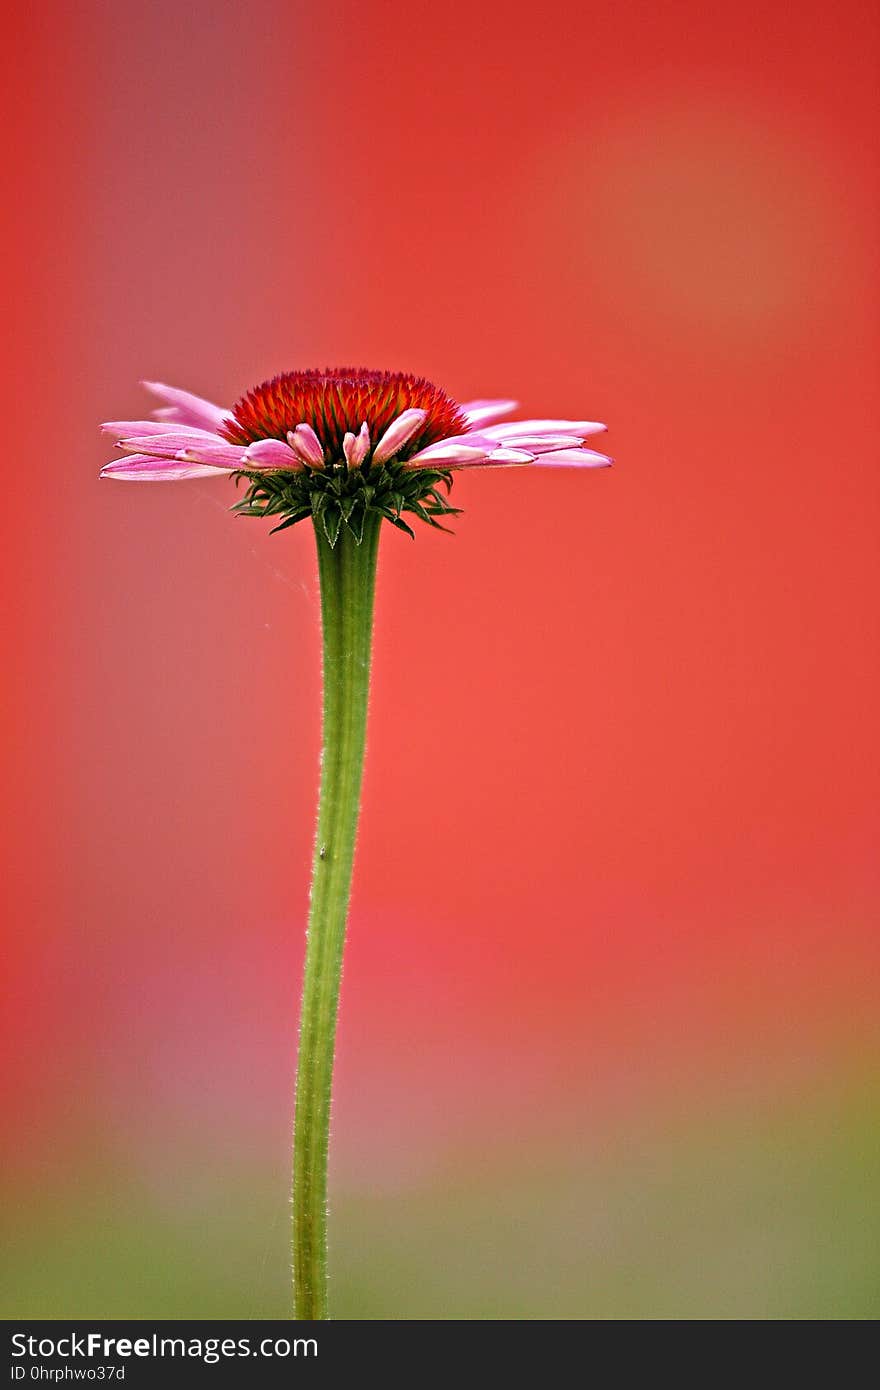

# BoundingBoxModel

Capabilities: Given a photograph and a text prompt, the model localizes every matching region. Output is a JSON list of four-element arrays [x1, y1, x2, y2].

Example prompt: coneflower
[[101, 367, 610, 1319]]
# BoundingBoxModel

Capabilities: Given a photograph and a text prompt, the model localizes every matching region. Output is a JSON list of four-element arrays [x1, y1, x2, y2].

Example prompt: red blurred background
[[2, 0, 878, 1317]]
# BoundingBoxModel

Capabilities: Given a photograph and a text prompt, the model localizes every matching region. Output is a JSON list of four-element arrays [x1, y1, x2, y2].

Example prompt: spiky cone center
[[227, 368, 466, 544], [223, 367, 466, 457]]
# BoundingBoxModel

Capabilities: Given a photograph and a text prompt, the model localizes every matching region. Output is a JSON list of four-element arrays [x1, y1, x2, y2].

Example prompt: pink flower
[[100, 369, 611, 482]]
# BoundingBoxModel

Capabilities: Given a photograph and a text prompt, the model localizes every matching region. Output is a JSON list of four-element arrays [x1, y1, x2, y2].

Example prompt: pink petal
[[100, 454, 230, 481], [487, 447, 533, 464], [287, 423, 325, 467], [459, 399, 519, 428], [102, 419, 220, 442], [142, 381, 229, 433], [116, 430, 230, 457], [406, 440, 491, 465], [115, 433, 245, 468], [343, 421, 371, 468], [176, 441, 247, 467], [242, 438, 301, 470], [458, 432, 507, 449], [533, 448, 613, 468], [485, 433, 585, 452], [431, 430, 499, 449], [441, 447, 534, 470], [372, 408, 428, 464], [405, 431, 499, 466], [486, 419, 607, 439]]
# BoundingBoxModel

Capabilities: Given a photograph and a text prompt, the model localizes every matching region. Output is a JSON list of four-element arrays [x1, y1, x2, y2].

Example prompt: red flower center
[[223, 367, 467, 459]]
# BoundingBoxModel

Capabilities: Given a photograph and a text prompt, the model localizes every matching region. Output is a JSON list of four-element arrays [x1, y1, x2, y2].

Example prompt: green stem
[[292, 512, 382, 1320]]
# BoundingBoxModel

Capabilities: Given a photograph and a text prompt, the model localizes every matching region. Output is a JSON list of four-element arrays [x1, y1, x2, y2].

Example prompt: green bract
[[231, 459, 461, 545]]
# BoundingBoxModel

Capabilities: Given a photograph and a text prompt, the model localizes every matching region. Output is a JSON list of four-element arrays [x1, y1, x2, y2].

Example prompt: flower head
[[101, 368, 610, 542]]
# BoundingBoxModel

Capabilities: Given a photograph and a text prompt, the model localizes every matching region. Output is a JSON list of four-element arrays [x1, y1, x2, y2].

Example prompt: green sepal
[[321, 506, 342, 548], [269, 507, 311, 534], [231, 457, 462, 543], [346, 502, 366, 543]]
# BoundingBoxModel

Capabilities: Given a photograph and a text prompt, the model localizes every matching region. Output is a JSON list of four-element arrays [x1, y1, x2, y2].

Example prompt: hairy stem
[[292, 513, 381, 1320]]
